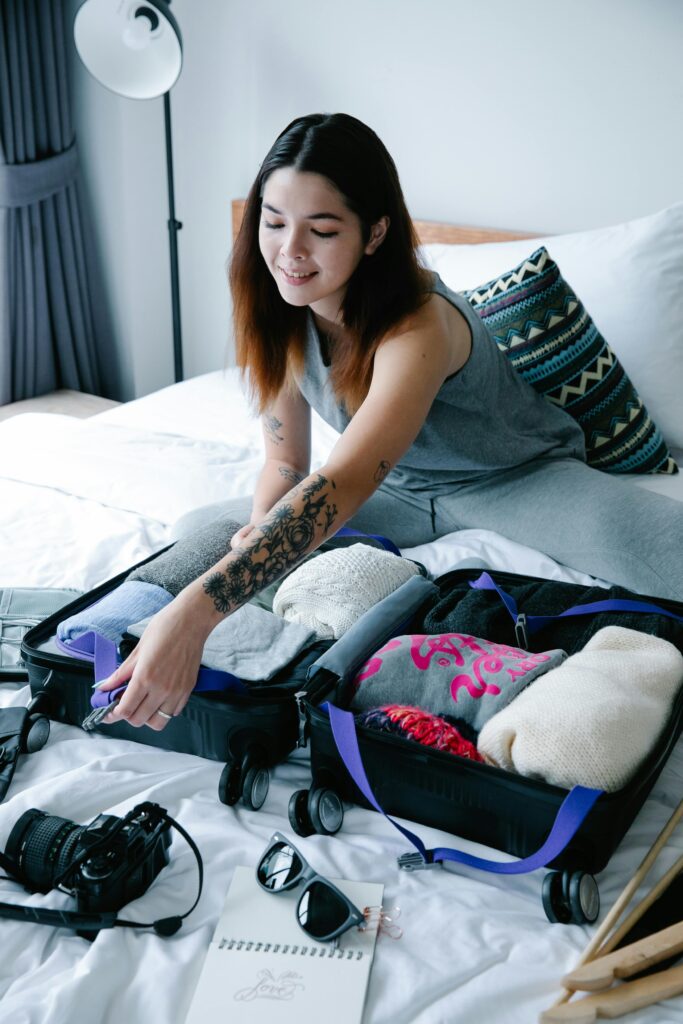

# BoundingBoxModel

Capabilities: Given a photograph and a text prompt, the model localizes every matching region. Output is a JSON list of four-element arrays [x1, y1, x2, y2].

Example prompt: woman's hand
[[96, 599, 211, 731]]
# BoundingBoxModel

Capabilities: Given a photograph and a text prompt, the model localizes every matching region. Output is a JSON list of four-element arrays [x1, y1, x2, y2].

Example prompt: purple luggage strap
[[335, 526, 401, 556], [470, 571, 683, 648], [326, 703, 602, 874]]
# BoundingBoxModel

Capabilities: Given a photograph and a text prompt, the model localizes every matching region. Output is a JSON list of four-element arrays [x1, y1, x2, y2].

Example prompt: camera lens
[[6, 810, 90, 893]]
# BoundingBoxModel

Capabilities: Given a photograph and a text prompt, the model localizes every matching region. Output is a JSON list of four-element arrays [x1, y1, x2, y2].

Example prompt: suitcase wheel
[[20, 713, 51, 755], [308, 786, 344, 836], [218, 753, 271, 811], [241, 763, 270, 811], [288, 789, 316, 838], [27, 689, 54, 716], [542, 869, 599, 925], [218, 761, 242, 806]]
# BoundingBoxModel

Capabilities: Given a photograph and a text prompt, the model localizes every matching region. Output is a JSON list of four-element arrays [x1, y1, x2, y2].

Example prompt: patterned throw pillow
[[463, 247, 678, 474]]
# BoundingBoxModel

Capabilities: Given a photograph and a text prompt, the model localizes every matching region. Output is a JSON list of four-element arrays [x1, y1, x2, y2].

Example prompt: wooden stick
[[546, 797, 683, 1011], [541, 964, 683, 1023], [595, 852, 683, 958], [563, 921, 683, 991]]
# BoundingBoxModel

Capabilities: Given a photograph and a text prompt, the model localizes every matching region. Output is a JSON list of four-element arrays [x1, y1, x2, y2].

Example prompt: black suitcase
[[292, 569, 683, 924], [20, 555, 435, 816]]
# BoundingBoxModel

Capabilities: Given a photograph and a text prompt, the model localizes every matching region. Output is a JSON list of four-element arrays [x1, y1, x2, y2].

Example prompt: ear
[[364, 216, 390, 255]]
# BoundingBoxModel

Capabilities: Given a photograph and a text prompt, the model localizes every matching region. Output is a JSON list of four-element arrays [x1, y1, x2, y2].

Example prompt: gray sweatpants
[[172, 457, 683, 601]]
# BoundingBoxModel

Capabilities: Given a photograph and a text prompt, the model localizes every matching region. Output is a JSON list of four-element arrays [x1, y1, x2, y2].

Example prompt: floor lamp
[[74, 0, 185, 382]]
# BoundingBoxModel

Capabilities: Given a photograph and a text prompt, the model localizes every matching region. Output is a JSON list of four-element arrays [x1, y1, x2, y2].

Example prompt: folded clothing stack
[[57, 580, 174, 645], [477, 626, 683, 792], [350, 632, 566, 732]]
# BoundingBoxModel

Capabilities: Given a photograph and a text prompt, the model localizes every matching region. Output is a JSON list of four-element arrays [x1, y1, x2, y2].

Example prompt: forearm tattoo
[[203, 474, 338, 614], [374, 460, 390, 483], [264, 414, 284, 445], [278, 466, 304, 485]]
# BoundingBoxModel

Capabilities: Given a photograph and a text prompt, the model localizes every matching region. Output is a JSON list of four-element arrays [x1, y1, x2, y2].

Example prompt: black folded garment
[[416, 574, 683, 656]]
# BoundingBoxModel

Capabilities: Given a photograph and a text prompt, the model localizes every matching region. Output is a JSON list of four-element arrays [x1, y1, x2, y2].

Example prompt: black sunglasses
[[256, 832, 366, 943]]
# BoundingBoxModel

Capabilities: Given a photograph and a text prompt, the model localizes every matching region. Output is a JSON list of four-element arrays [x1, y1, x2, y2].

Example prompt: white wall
[[70, 0, 683, 400]]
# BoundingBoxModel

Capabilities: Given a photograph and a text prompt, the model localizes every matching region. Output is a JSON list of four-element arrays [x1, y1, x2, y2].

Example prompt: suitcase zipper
[[294, 691, 308, 748]]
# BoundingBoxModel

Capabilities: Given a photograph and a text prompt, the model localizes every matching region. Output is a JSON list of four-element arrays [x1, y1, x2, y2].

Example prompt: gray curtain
[[0, 0, 109, 405]]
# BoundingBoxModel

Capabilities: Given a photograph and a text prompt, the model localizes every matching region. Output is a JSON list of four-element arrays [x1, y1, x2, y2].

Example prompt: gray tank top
[[297, 272, 586, 492]]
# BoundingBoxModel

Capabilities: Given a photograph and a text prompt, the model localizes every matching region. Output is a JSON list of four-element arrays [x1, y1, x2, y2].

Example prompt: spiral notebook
[[184, 865, 383, 1024]]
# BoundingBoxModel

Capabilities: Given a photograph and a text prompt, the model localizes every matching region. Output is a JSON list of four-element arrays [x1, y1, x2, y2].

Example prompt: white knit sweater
[[272, 544, 420, 639], [477, 626, 683, 792]]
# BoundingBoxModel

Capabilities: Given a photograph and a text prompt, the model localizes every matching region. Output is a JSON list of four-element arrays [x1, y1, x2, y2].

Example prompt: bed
[[1, 201, 682, 1024]]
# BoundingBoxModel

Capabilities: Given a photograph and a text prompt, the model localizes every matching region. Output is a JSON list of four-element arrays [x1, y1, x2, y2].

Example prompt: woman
[[101, 112, 683, 730]]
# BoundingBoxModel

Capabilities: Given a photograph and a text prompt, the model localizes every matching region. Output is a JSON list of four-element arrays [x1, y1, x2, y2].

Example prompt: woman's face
[[259, 167, 385, 323]]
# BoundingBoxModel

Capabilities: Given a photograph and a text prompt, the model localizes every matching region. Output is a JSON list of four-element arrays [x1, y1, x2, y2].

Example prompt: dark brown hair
[[230, 113, 429, 413]]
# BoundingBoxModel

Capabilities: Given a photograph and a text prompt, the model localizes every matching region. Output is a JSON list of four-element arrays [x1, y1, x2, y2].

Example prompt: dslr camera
[[6, 802, 172, 913]]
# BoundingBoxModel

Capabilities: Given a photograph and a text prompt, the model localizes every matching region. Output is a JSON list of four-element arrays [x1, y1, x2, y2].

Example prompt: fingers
[[103, 663, 193, 731], [231, 523, 255, 549]]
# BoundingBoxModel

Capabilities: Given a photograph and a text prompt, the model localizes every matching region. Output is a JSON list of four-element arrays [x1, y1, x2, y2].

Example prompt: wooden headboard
[[230, 198, 536, 246]]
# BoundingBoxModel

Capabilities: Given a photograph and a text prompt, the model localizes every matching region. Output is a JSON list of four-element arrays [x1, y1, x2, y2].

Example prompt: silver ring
[[155, 709, 173, 720]]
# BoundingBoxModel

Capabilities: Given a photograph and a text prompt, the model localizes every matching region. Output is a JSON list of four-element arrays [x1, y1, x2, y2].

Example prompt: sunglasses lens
[[297, 880, 351, 940], [257, 842, 303, 892]]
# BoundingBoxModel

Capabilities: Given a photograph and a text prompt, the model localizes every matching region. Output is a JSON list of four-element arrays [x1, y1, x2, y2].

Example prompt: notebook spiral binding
[[218, 938, 364, 960]]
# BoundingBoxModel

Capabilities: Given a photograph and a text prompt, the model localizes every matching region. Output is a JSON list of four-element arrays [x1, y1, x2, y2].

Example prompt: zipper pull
[[294, 691, 308, 748]]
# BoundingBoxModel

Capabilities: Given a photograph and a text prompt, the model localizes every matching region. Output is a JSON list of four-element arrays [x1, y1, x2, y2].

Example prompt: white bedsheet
[[0, 369, 681, 1024]]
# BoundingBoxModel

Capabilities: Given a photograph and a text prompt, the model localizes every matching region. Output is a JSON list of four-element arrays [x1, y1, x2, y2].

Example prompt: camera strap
[[0, 802, 203, 938], [115, 807, 204, 936]]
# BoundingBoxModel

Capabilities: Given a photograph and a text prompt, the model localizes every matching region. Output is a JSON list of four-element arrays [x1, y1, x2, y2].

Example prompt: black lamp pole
[[163, 89, 183, 382]]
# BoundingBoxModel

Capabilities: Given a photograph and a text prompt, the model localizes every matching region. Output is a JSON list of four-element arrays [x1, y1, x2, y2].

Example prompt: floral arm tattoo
[[264, 414, 284, 445], [203, 474, 338, 614], [278, 466, 304, 485]]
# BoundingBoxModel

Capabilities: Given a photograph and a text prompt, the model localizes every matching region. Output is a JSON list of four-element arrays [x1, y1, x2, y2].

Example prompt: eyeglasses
[[256, 831, 366, 943]]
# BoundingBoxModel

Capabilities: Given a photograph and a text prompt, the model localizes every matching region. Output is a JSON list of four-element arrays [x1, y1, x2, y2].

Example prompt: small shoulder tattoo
[[279, 466, 304, 485], [374, 460, 390, 483]]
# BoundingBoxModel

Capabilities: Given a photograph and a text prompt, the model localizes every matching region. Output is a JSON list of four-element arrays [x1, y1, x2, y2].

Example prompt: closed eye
[[263, 221, 338, 238]]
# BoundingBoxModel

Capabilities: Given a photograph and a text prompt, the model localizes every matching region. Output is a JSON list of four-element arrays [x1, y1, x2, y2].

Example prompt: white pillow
[[420, 202, 683, 449]]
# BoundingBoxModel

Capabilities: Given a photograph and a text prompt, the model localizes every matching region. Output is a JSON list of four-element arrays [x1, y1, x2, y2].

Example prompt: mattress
[[0, 369, 681, 1024]]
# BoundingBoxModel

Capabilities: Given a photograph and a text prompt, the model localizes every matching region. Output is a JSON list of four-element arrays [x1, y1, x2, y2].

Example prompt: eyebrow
[[262, 202, 343, 222]]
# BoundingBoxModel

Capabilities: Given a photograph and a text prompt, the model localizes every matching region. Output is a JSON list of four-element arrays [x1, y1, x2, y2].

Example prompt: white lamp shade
[[74, 0, 182, 100]]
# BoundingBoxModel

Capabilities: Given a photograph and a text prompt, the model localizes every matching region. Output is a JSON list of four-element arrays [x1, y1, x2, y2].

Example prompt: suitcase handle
[[326, 702, 603, 875]]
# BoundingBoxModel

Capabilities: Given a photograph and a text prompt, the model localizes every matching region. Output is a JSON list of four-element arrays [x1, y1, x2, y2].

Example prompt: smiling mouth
[[279, 267, 317, 284]]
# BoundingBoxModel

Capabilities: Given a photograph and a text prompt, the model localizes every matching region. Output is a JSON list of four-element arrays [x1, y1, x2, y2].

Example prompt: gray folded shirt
[[127, 603, 317, 681], [127, 515, 244, 596]]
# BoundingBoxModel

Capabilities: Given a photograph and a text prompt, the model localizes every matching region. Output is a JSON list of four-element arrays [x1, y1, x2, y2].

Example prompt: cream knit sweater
[[477, 626, 683, 792], [272, 544, 420, 639]]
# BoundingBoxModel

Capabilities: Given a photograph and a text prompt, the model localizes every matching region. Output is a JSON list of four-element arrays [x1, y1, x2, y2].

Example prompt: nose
[[280, 225, 308, 261]]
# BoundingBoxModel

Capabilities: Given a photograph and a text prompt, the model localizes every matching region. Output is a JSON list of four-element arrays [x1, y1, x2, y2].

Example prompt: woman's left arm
[[100, 311, 455, 729]]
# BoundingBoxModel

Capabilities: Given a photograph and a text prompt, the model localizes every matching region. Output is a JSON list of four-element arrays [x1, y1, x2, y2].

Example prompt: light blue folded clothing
[[128, 603, 317, 681], [57, 581, 174, 644]]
